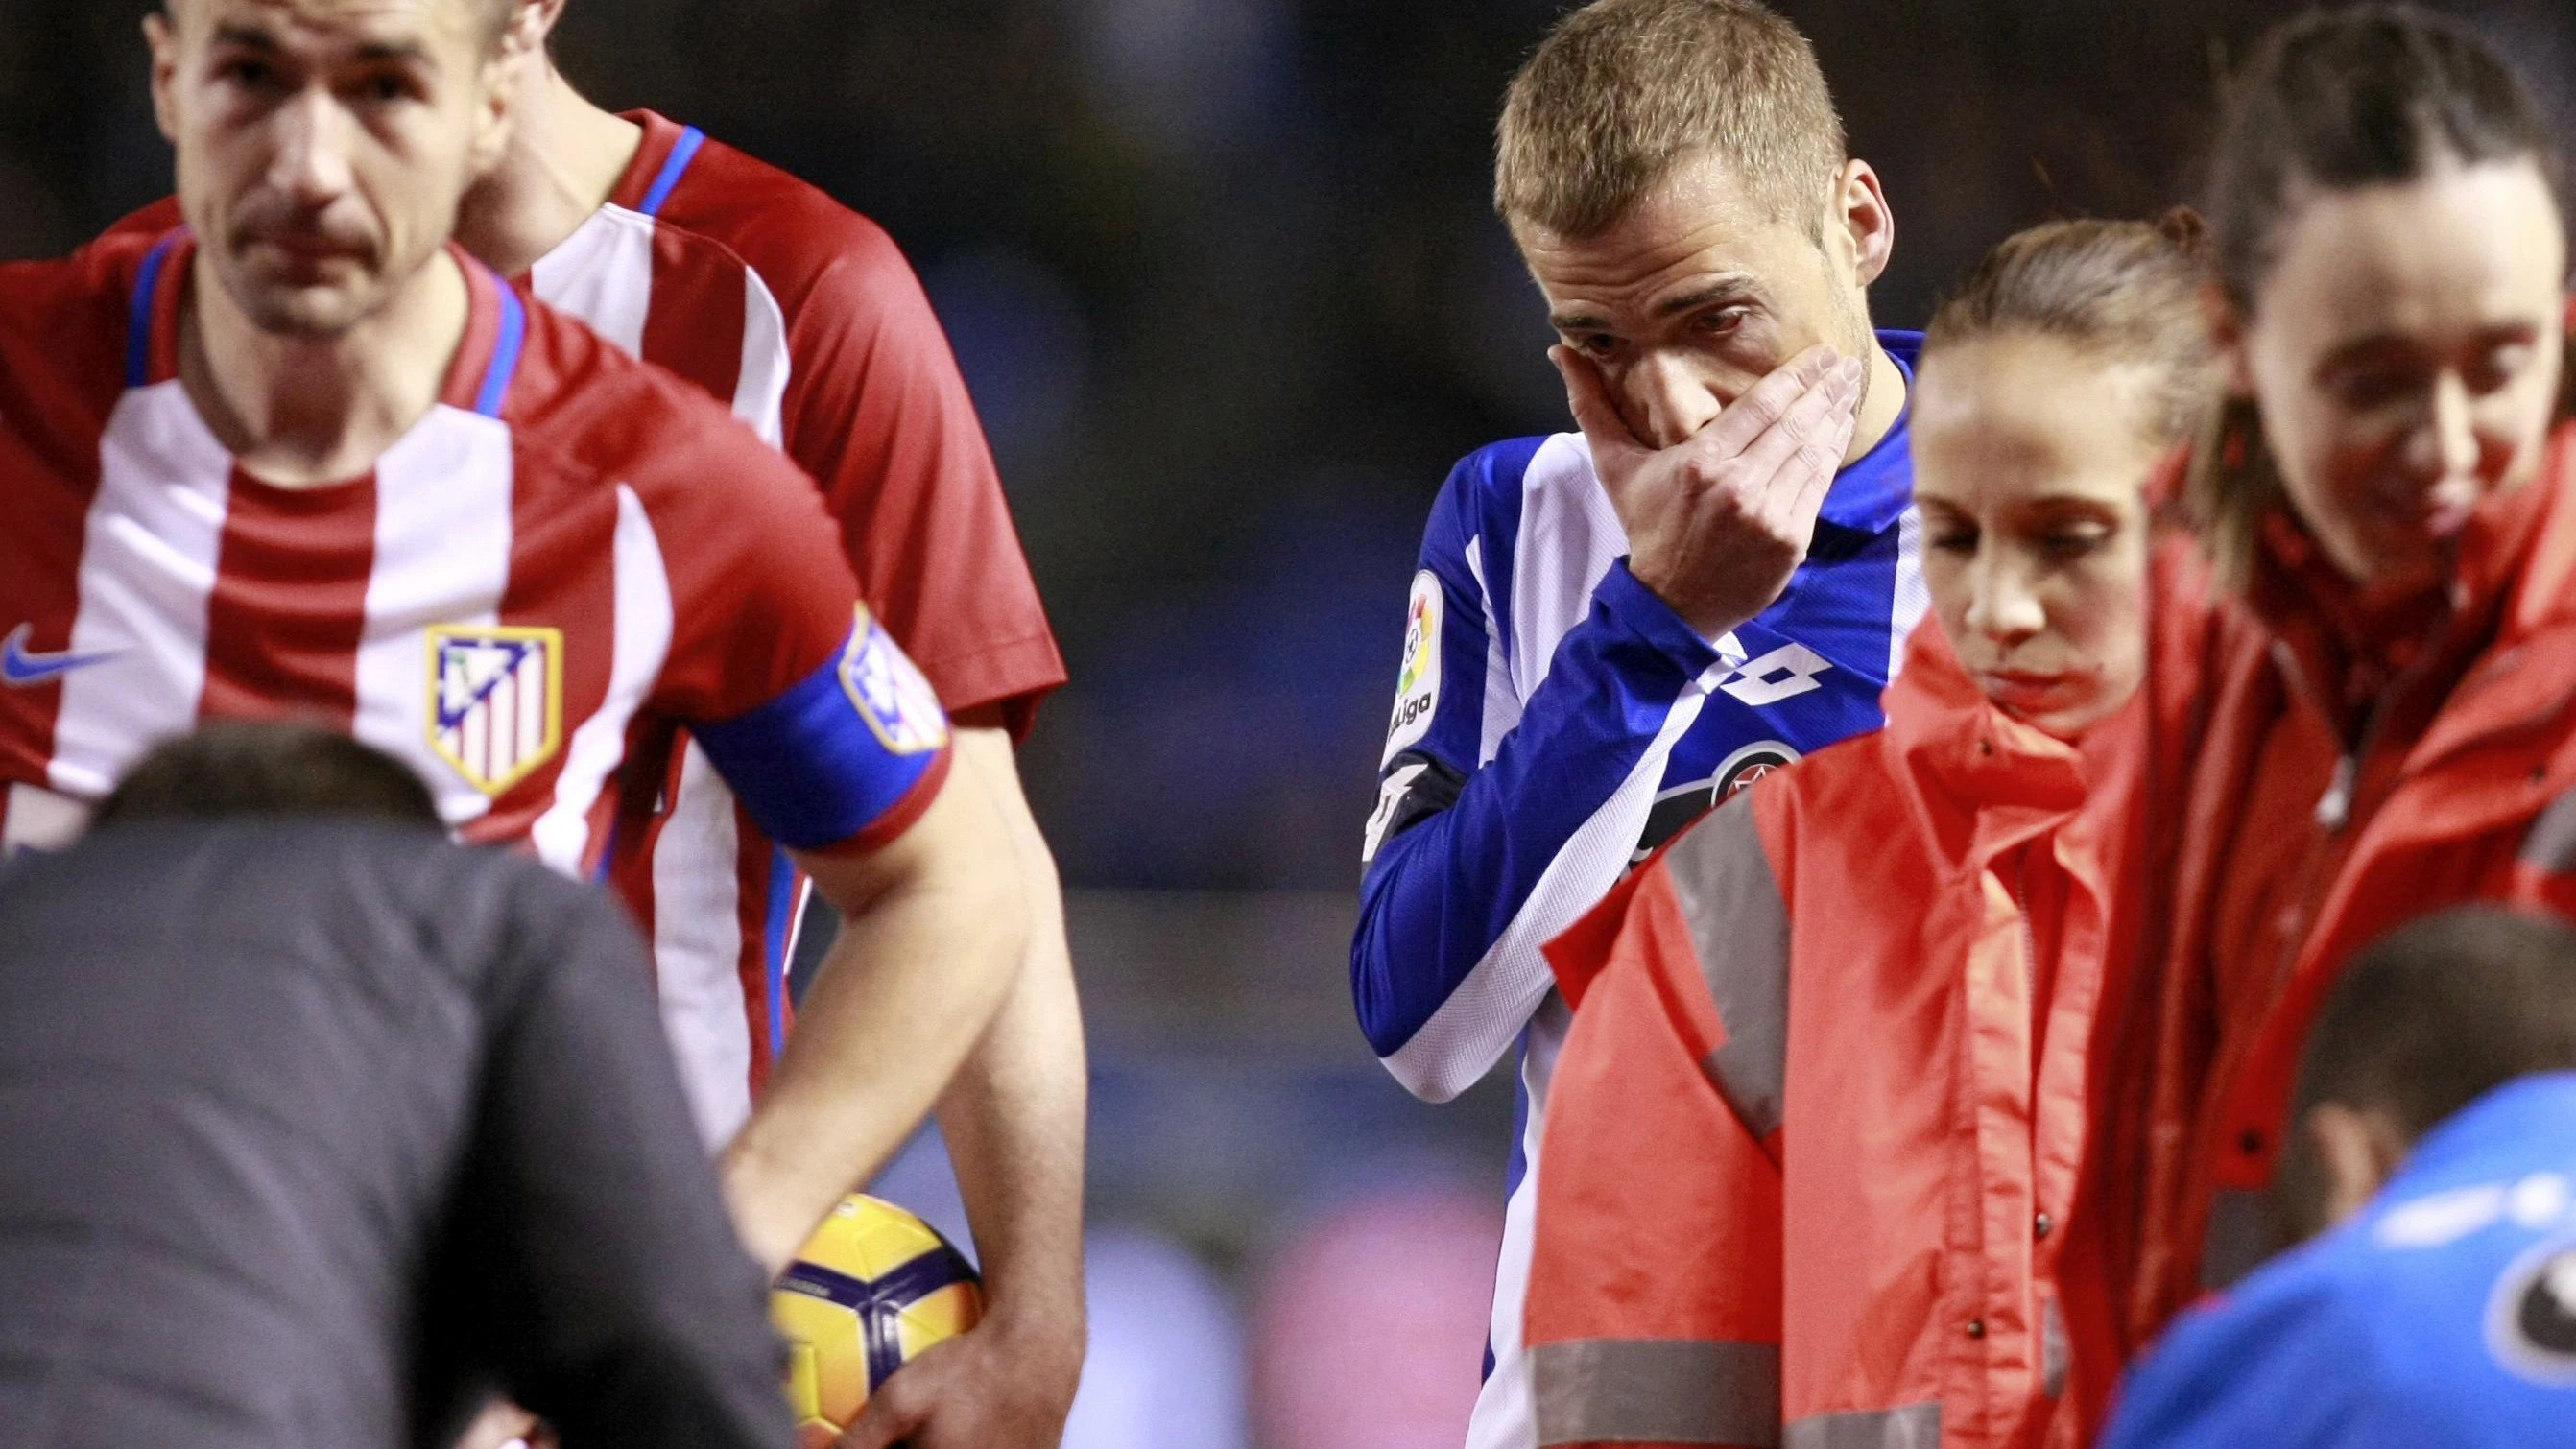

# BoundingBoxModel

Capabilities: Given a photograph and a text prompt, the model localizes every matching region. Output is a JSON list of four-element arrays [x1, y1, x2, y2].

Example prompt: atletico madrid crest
[[426, 625, 564, 796], [839, 606, 948, 756]]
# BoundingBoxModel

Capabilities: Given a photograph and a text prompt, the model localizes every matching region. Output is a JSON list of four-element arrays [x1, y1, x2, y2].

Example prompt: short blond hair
[[1495, 0, 1847, 239]]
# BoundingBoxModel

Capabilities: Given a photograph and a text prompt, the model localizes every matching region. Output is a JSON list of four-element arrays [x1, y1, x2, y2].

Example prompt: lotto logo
[[1718, 643, 1833, 707]]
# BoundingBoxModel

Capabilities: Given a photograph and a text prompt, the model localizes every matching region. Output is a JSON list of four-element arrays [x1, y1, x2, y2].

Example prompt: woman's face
[[1912, 333, 2159, 741], [2229, 158, 2566, 588]]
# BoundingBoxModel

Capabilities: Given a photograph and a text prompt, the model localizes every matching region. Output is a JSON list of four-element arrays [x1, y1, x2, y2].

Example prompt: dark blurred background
[[7, 2, 2574, 1442]]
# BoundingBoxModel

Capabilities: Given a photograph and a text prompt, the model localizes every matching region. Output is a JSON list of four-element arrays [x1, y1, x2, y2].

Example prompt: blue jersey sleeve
[[1351, 441, 1722, 1101], [690, 608, 952, 853]]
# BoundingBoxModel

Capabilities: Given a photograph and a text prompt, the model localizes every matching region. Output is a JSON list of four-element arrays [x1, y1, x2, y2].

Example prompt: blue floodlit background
[[7, 2, 2575, 1441]]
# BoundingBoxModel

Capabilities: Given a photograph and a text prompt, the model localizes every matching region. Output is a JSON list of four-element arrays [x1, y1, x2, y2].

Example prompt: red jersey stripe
[[640, 220, 748, 409], [197, 467, 377, 729]]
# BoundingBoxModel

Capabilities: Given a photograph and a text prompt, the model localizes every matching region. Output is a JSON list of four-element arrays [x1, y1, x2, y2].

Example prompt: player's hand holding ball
[[772, 1195, 1075, 1449], [1556, 342, 1864, 641]]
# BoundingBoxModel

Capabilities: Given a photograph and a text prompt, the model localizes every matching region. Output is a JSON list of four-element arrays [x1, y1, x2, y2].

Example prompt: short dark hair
[[2292, 907, 2576, 1138], [2277, 907, 2576, 1242], [94, 722, 444, 831]]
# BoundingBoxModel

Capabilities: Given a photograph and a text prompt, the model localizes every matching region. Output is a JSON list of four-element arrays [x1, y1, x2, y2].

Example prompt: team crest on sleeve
[[1383, 570, 1443, 766], [426, 625, 564, 796], [840, 606, 949, 756]]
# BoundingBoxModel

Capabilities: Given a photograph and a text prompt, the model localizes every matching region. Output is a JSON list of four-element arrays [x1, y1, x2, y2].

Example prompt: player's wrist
[[967, 1286, 1087, 1390], [1601, 558, 1734, 669]]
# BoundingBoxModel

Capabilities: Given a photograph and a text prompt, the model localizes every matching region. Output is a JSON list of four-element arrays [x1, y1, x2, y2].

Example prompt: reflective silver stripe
[[1662, 796, 1792, 1139], [1532, 1338, 1782, 1447], [2523, 784, 2576, 872], [2200, 1187, 2280, 1290], [1783, 1402, 1943, 1449], [2041, 1295, 2069, 1400]]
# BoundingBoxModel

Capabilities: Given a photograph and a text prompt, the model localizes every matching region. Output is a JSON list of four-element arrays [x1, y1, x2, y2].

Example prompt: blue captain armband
[[692, 607, 952, 852]]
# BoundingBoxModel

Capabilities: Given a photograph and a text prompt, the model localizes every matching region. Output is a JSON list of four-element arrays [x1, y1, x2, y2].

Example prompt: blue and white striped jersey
[[1351, 332, 1924, 1449]]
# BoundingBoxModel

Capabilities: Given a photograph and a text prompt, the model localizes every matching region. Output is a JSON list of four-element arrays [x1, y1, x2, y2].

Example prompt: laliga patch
[[1382, 571, 1443, 767], [2489, 1230, 2576, 1384], [428, 625, 564, 796], [840, 606, 949, 756]]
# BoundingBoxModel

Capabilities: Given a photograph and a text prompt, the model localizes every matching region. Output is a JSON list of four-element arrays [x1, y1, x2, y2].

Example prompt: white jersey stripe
[[734, 267, 791, 447], [351, 403, 514, 829], [1889, 505, 1930, 681], [527, 204, 657, 357], [531, 483, 673, 873], [1464, 535, 1516, 770], [1504, 434, 1619, 701], [1467, 1010, 1562, 1449], [49, 383, 232, 799], [654, 740, 756, 1148]]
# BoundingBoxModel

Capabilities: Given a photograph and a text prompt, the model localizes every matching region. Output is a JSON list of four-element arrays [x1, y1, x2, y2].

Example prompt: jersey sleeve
[[777, 225, 1065, 739], [642, 416, 954, 856], [1349, 443, 1726, 1101]]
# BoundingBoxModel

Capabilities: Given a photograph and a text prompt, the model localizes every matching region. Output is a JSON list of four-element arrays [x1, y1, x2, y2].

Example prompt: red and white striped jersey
[[524, 114, 1065, 1144], [106, 115, 1064, 1145], [0, 230, 953, 922]]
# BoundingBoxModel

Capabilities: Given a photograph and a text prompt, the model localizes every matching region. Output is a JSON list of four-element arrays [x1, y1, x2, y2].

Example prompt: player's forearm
[[726, 775, 1028, 1275], [1351, 562, 1724, 1091], [935, 730, 1088, 1371]]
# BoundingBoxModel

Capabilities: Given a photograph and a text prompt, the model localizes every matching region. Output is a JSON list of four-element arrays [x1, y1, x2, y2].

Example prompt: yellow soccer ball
[[771, 1195, 984, 1437]]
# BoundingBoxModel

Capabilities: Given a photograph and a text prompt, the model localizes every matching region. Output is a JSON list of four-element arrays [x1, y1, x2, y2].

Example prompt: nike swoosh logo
[[0, 625, 121, 688]]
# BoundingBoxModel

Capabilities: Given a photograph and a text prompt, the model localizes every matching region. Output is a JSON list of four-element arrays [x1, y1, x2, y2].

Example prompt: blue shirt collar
[[1817, 328, 1920, 535]]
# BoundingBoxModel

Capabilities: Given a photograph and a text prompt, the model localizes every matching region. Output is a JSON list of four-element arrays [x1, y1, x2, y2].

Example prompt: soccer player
[[1348, 5, 1913, 1441], [2102, 908, 2576, 1449], [101, 2, 1085, 1437], [0, 723, 793, 1449], [0, 0, 1022, 1346], [1523, 217, 2216, 1448], [453, 6, 1085, 1440]]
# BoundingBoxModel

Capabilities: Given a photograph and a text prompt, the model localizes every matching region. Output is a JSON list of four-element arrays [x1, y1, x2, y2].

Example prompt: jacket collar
[[1881, 620, 2102, 873], [2245, 425, 2576, 788]]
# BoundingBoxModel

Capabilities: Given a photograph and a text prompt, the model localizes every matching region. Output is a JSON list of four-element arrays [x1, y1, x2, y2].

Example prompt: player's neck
[[178, 249, 470, 489], [1845, 339, 1907, 466], [455, 63, 643, 278]]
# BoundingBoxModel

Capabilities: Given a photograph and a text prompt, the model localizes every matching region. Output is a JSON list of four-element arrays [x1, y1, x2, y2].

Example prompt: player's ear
[[464, 34, 520, 181], [503, 0, 565, 59], [1830, 159, 1895, 291], [143, 6, 183, 146], [2305, 1102, 2406, 1230]]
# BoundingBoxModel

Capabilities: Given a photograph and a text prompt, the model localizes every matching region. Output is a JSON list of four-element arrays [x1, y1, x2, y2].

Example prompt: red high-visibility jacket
[[2120, 421, 2576, 1341], [1524, 575, 2211, 1449]]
